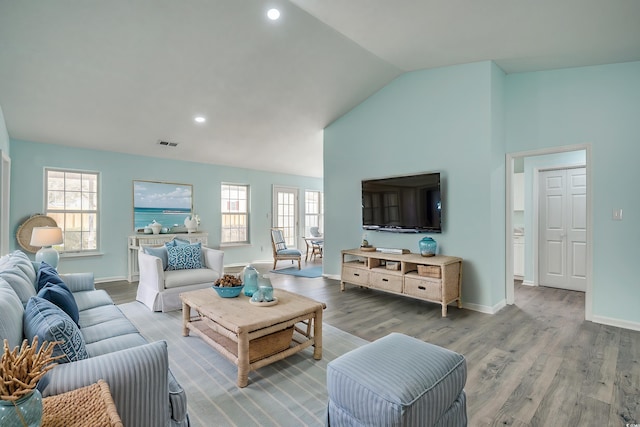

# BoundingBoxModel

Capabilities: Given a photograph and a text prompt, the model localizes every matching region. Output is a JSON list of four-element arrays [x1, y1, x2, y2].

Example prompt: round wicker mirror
[[16, 214, 58, 253]]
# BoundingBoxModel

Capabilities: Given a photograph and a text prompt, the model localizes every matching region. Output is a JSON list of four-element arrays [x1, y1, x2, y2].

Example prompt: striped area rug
[[118, 301, 368, 427]]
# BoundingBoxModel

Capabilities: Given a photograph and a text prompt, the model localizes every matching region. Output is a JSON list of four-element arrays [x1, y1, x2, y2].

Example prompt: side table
[[42, 380, 122, 427]]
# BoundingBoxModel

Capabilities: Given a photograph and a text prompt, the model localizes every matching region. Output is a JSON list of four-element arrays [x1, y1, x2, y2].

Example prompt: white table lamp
[[30, 226, 63, 268]]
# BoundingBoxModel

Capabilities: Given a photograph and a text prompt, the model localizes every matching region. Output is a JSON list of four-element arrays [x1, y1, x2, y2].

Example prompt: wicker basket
[[202, 324, 294, 363], [385, 261, 401, 271], [248, 327, 294, 362], [417, 265, 442, 279]]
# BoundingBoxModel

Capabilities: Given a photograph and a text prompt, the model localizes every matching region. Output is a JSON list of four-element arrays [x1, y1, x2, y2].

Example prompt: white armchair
[[136, 246, 224, 312]]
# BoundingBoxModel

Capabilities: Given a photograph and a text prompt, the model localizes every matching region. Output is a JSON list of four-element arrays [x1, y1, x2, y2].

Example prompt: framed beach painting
[[133, 180, 193, 231]]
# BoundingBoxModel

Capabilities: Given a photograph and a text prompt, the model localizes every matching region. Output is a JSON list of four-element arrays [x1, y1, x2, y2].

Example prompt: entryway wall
[[506, 145, 591, 319]]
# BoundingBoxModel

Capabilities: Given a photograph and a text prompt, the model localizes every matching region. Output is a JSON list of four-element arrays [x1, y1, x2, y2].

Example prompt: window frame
[[304, 190, 324, 237], [44, 168, 100, 254], [221, 183, 250, 245]]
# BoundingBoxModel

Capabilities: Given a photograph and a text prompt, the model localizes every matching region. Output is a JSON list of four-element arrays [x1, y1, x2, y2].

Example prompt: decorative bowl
[[212, 284, 244, 298]]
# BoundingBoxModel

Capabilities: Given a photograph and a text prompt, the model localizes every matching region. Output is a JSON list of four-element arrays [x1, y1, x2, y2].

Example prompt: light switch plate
[[613, 209, 623, 220]]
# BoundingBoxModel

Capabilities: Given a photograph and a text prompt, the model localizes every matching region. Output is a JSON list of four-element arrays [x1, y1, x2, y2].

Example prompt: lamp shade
[[30, 227, 63, 247], [30, 227, 63, 269]]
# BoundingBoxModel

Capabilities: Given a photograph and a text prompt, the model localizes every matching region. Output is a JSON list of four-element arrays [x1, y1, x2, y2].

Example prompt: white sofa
[[136, 246, 224, 312]]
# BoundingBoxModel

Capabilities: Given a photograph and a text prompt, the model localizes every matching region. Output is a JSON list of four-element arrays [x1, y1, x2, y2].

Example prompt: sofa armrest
[[38, 341, 175, 427], [202, 247, 224, 276], [59, 272, 95, 292], [138, 250, 166, 292]]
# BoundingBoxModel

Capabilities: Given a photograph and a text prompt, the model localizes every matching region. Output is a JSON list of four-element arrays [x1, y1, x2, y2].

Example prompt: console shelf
[[341, 248, 463, 317]]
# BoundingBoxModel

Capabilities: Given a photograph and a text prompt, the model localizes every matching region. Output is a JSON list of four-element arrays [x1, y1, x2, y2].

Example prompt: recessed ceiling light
[[267, 8, 280, 20], [194, 116, 206, 123]]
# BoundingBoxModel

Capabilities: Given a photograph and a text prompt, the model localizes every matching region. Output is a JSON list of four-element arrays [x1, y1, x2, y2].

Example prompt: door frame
[[272, 185, 299, 248], [505, 143, 592, 321]]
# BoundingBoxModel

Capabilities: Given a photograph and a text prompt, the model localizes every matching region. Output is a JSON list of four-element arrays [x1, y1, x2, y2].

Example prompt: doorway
[[505, 145, 592, 320], [272, 186, 299, 248], [538, 167, 587, 291]]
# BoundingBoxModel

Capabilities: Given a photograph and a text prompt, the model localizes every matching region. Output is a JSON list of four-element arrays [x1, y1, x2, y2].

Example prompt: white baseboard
[[462, 299, 506, 315], [95, 276, 127, 284], [522, 280, 536, 286], [325, 274, 341, 281], [591, 315, 640, 332]]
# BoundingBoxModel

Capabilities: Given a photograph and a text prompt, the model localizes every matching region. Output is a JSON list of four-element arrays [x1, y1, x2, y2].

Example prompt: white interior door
[[272, 186, 299, 247], [538, 167, 587, 291]]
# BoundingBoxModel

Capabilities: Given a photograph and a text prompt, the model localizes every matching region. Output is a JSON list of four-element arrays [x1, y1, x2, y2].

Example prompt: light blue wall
[[521, 151, 586, 282], [9, 139, 322, 280], [325, 59, 640, 325], [506, 61, 640, 323], [0, 105, 9, 154], [324, 61, 506, 309]]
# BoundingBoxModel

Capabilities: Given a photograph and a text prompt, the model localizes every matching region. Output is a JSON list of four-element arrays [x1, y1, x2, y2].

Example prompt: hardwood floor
[[98, 262, 640, 426]]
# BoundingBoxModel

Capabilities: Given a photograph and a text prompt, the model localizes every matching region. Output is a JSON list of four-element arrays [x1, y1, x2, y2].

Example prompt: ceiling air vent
[[158, 140, 179, 147]]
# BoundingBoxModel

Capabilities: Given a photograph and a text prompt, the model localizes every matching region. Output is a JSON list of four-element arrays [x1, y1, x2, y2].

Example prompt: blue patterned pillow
[[167, 243, 203, 271], [23, 297, 89, 363], [37, 282, 80, 326]]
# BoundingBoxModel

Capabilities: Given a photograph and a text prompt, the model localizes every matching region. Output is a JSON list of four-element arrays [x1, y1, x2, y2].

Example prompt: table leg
[[313, 308, 323, 360], [237, 332, 250, 388], [182, 301, 190, 336]]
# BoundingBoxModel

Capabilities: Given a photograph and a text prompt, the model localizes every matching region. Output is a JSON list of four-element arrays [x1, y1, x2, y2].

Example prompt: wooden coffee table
[[180, 288, 326, 387]]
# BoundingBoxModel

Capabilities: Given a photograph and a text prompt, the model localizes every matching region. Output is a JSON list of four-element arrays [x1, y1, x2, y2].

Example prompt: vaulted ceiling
[[1, 1, 639, 177]]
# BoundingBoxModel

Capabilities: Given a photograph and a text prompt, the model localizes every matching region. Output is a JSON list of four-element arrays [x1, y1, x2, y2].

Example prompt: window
[[45, 169, 99, 253], [304, 190, 324, 237], [221, 183, 249, 244]]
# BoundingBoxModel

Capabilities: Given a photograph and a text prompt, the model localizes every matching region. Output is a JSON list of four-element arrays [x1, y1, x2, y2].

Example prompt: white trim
[[505, 144, 593, 322], [95, 275, 127, 284], [325, 274, 341, 281], [591, 315, 640, 332], [0, 151, 10, 255], [522, 280, 536, 286], [462, 299, 507, 315]]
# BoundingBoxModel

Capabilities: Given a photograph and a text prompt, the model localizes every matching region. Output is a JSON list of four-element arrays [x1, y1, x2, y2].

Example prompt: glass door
[[272, 186, 298, 247]]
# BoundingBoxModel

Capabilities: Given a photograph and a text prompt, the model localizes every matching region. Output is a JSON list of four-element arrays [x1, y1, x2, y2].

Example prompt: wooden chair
[[310, 227, 323, 257], [271, 228, 302, 270]]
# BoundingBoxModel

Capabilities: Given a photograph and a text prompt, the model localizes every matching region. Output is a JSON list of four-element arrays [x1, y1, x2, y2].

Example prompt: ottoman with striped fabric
[[326, 333, 467, 426]]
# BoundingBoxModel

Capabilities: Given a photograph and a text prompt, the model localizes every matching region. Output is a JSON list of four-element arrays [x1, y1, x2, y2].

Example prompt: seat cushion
[[85, 332, 149, 357], [164, 268, 218, 289], [78, 304, 128, 329], [276, 248, 302, 256], [327, 333, 466, 426], [23, 296, 89, 363], [73, 289, 114, 312]]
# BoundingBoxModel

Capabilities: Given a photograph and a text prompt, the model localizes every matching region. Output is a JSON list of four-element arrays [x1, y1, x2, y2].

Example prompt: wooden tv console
[[341, 248, 463, 317]]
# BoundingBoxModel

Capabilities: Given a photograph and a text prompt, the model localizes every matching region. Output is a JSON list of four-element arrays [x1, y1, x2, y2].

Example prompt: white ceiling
[[1, 1, 639, 178]]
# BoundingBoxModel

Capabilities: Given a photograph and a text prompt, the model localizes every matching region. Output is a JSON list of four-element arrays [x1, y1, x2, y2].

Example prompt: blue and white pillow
[[167, 243, 204, 271], [23, 297, 89, 363]]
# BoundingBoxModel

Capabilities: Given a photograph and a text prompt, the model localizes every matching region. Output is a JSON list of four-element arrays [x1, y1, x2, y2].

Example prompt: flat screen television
[[362, 172, 442, 233]]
